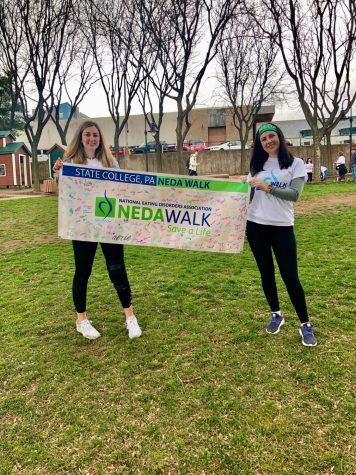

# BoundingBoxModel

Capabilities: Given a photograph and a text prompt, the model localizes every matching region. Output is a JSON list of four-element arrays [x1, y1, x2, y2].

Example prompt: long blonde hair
[[64, 121, 115, 168]]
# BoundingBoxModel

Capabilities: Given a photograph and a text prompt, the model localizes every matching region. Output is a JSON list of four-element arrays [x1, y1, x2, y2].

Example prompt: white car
[[207, 140, 249, 151]]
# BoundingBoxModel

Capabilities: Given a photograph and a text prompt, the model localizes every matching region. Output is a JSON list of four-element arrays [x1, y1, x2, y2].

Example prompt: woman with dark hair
[[246, 123, 317, 347], [53, 121, 142, 340], [305, 158, 313, 182], [334, 151, 347, 182]]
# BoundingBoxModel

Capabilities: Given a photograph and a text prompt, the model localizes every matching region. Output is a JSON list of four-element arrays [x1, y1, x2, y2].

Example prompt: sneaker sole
[[76, 329, 101, 340], [266, 318, 285, 334], [299, 329, 317, 346]]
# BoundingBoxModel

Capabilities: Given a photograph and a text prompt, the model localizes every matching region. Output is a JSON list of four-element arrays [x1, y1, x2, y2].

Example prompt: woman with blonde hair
[[53, 121, 142, 340]]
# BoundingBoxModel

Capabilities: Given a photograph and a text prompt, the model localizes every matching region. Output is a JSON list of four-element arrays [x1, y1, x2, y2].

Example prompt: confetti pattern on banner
[[58, 164, 250, 254]]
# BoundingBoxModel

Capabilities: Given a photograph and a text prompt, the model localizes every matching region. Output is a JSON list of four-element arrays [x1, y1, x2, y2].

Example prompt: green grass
[[0, 183, 355, 474]]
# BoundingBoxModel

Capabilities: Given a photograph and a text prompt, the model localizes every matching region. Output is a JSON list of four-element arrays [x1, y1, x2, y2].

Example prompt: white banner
[[58, 164, 250, 253]]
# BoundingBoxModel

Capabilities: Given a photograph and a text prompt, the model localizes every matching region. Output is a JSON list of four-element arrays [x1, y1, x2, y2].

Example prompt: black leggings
[[72, 240, 132, 313], [246, 221, 309, 323]]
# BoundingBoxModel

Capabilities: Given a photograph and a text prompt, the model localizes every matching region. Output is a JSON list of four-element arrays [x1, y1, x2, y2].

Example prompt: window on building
[[300, 129, 312, 138], [339, 127, 356, 136], [0, 164, 6, 176]]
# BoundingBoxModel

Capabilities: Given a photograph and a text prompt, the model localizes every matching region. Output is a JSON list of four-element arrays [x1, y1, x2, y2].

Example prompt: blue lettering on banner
[[164, 209, 211, 227], [62, 165, 157, 186]]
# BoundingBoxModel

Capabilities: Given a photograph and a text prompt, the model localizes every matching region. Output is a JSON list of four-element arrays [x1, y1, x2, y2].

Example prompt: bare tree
[[137, 79, 163, 172], [47, 31, 98, 146], [141, 0, 241, 171], [254, 0, 356, 180], [136, 1, 178, 170], [136, 62, 176, 170], [83, 0, 149, 159], [0, 0, 75, 190], [217, 15, 287, 165]]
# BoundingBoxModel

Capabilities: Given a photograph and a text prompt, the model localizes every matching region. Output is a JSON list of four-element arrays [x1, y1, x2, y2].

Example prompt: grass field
[[0, 183, 355, 474]]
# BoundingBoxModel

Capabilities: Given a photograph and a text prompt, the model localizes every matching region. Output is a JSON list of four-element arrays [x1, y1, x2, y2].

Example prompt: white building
[[273, 117, 355, 146]]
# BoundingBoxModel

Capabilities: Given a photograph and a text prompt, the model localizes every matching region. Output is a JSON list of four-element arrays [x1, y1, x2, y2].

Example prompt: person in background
[[350, 147, 356, 182], [53, 121, 142, 341], [305, 158, 313, 182], [334, 151, 347, 182], [320, 166, 328, 181], [246, 123, 317, 347], [188, 151, 199, 176]]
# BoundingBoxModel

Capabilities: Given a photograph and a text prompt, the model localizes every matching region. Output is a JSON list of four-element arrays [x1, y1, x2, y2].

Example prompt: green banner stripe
[[156, 176, 248, 193]]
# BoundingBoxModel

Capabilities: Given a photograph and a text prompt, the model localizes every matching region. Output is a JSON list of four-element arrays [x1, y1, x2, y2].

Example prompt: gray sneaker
[[266, 313, 285, 334], [299, 322, 317, 347]]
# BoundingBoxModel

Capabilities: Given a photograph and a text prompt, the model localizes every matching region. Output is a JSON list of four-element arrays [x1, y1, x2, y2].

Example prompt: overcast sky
[[79, 77, 307, 122], [78, 63, 356, 122]]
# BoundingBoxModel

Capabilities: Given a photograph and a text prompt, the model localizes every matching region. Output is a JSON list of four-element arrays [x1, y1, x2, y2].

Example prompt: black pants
[[307, 172, 312, 182], [72, 240, 132, 313], [188, 170, 197, 176], [246, 221, 309, 323]]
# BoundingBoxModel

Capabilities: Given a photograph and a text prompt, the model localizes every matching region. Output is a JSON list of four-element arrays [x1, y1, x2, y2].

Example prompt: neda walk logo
[[94, 191, 211, 228], [95, 191, 115, 218]]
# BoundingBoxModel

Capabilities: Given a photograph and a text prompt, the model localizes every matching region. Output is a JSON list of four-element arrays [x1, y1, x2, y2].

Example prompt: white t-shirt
[[305, 162, 313, 173], [336, 155, 346, 165], [86, 158, 103, 168], [247, 157, 307, 226], [189, 154, 198, 171], [65, 158, 119, 170]]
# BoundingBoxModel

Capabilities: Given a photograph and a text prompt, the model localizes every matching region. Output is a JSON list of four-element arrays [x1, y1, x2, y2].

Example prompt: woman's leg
[[100, 243, 141, 338], [100, 243, 133, 314], [72, 240, 98, 319], [246, 221, 280, 312], [271, 227, 309, 324]]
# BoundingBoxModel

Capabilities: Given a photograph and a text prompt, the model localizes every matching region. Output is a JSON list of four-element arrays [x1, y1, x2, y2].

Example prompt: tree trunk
[[31, 142, 40, 191], [154, 135, 163, 172], [175, 104, 186, 175], [240, 145, 249, 175], [114, 125, 120, 161], [55, 126, 67, 147], [325, 132, 333, 176], [312, 136, 322, 183]]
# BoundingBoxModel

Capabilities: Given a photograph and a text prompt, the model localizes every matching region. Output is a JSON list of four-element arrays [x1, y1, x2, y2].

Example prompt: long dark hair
[[249, 123, 294, 176]]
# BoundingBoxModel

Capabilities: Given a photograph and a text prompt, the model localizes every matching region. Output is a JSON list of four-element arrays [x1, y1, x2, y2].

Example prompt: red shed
[[0, 131, 32, 187]]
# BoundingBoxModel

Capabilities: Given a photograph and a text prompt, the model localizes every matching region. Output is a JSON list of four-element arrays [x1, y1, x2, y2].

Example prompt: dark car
[[133, 140, 168, 154], [165, 143, 177, 152]]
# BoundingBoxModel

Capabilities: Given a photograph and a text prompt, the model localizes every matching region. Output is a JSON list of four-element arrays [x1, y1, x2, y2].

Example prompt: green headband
[[258, 124, 277, 137]]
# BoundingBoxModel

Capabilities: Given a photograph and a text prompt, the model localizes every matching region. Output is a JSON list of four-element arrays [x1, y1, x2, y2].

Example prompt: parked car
[[183, 139, 206, 152], [207, 140, 249, 151], [132, 140, 169, 154], [165, 143, 177, 152], [110, 146, 125, 156]]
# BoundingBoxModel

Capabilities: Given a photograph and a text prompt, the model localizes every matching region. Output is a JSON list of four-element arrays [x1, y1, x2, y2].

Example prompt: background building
[[16, 106, 355, 152], [0, 131, 32, 187], [17, 106, 274, 150]]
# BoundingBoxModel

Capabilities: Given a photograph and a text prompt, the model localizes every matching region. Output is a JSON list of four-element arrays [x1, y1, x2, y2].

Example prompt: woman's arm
[[268, 177, 305, 202], [250, 176, 305, 202], [53, 158, 63, 172]]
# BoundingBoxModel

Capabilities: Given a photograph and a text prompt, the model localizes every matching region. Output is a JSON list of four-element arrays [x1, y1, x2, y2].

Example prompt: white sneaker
[[126, 316, 142, 339], [76, 319, 101, 340]]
